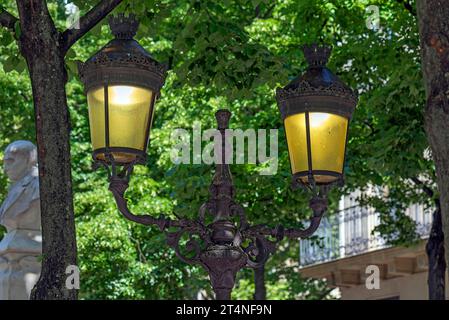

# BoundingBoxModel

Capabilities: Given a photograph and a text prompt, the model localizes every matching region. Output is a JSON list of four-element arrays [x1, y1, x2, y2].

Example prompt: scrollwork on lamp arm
[[240, 193, 328, 241], [108, 175, 170, 230], [105, 164, 209, 267]]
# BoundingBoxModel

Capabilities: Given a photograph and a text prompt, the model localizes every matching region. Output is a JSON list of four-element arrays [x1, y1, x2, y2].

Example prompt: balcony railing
[[299, 194, 433, 267]]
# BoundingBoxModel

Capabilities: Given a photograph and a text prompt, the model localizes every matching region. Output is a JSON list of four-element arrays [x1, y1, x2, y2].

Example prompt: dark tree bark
[[426, 205, 446, 299], [412, 177, 446, 299], [1, 0, 124, 299], [417, 0, 449, 296], [16, 0, 77, 300], [252, 237, 268, 300], [253, 265, 266, 300]]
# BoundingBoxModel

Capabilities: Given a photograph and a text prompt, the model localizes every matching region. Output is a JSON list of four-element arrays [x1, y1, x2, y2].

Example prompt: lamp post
[[79, 15, 358, 300]]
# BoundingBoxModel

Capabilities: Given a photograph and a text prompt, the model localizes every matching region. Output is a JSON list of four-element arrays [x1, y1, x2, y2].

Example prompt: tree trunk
[[16, 0, 77, 299], [417, 0, 449, 278], [253, 265, 266, 300], [426, 205, 446, 299]]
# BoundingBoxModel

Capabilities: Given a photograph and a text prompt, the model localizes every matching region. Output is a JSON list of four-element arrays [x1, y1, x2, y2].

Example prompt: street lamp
[[78, 13, 166, 166], [79, 15, 357, 300], [276, 44, 357, 188]]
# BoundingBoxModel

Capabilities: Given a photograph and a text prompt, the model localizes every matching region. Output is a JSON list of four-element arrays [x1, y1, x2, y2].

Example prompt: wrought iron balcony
[[299, 194, 433, 267]]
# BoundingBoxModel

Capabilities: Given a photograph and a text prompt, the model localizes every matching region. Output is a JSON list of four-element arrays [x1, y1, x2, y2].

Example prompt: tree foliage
[[0, 0, 436, 299]]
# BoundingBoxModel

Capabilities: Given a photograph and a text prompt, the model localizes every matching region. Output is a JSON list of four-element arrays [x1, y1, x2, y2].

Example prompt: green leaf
[[3, 55, 16, 73], [14, 20, 21, 39]]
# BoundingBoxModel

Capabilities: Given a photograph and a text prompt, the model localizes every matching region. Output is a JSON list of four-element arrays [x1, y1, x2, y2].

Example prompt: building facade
[[299, 192, 449, 300]]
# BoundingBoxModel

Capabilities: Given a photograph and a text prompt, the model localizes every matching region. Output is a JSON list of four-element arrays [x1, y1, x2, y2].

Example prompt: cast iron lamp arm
[[108, 175, 171, 230], [240, 194, 328, 241], [107, 171, 209, 266], [103, 159, 207, 235], [285, 194, 328, 239], [94, 154, 201, 231]]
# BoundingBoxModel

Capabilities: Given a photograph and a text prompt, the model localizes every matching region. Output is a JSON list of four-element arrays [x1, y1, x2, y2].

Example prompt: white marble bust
[[0, 140, 42, 300]]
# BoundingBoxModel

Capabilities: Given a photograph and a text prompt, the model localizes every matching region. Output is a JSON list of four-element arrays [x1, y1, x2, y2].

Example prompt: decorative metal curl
[[230, 203, 249, 230], [245, 236, 277, 269], [166, 229, 203, 265]]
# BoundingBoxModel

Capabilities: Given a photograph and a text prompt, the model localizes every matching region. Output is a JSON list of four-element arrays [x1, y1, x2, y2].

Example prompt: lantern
[[78, 14, 166, 166], [276, 44, 358, 186]]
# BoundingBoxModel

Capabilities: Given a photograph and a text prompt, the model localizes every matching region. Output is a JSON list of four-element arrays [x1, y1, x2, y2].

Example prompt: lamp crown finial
[[109, 13, 139, 39], [302, 44, 332, 67], [215, 109, 232, 130]]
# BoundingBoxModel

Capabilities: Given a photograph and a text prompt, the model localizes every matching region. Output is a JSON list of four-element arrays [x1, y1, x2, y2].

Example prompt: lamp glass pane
[[87, 87, 106, 150], [284, 113, 308, 174], [309, 112, 348, 174], [87, 85, 153, 162], [284, 112, 348, 184]]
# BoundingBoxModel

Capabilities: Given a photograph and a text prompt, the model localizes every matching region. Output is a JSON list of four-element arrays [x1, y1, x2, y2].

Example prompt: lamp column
[[198, 110, 247, 300]]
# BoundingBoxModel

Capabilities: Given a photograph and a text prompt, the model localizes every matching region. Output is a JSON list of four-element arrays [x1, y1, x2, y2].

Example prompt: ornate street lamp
[[276, 44, 358, 189], [78, 14, 167, 167], [80, 16, 357, 300]]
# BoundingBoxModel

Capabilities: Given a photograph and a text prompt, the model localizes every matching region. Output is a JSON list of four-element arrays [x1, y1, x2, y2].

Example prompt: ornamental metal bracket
[[100, 109, 332, 300]]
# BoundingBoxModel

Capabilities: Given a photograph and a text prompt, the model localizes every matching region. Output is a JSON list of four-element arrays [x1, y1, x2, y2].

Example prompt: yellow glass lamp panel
[[309, 112, 348, 179], [284, 112, 348, 184], [284, 113, 308, 174], [87, 85, 153, 163]]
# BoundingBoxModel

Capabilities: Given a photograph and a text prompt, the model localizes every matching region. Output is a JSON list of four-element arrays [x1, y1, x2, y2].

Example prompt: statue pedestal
[[0, 229, 42, 300]]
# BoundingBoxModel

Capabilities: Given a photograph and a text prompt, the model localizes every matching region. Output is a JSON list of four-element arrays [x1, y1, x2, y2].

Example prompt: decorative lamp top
[[216, 109, 232, 130], [109, 13, 139, 40], [78, 14, 167, 94], [302, 44, 332, 67], [275, 43, 358, 120]]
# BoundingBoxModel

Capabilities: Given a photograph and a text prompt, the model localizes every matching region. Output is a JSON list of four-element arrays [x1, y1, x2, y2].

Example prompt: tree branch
[[60, 0, 123, 53], [0, 8, 18, 32], [411, 176, 441, 212], [411, 176, 434, 198], [397, 0, 417, 16], [254, 3, 276, 20]]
